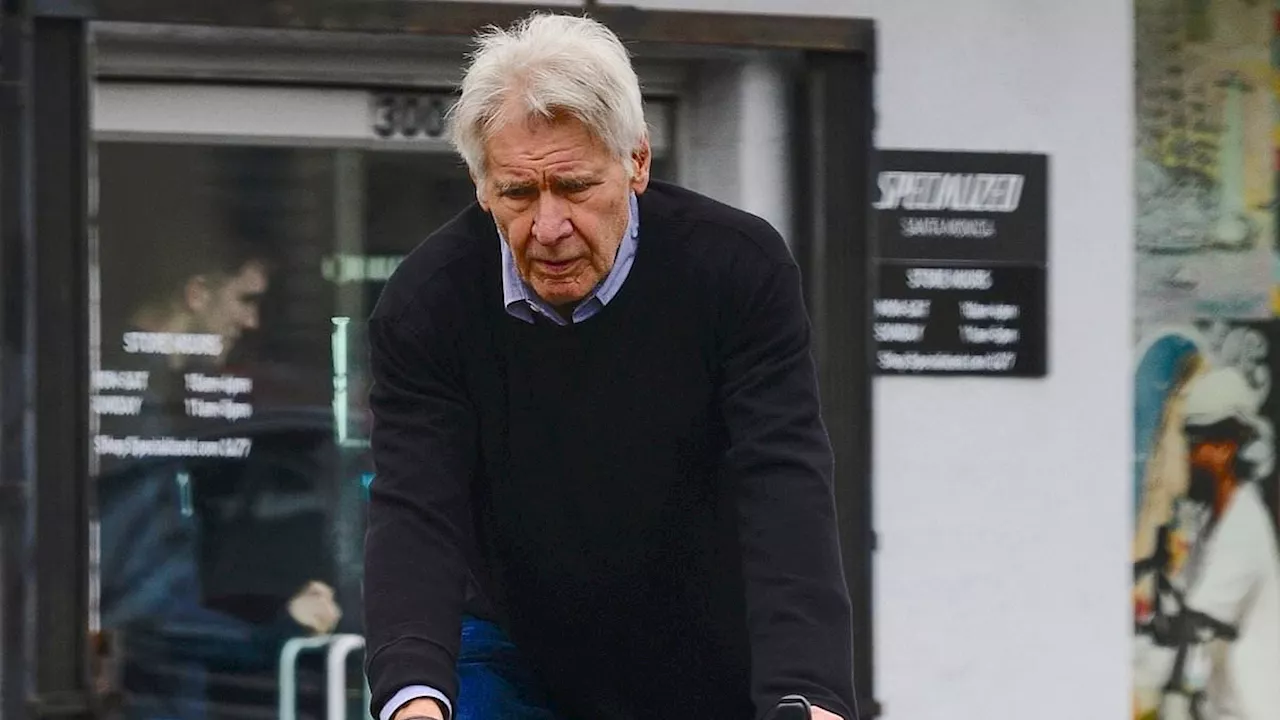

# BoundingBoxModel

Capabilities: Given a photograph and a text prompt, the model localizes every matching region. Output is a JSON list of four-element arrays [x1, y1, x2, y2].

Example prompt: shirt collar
[[500, 191, 639, 324]]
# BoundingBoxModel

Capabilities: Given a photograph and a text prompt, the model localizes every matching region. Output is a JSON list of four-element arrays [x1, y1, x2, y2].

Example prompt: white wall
[[602, 2, 1135, 720]]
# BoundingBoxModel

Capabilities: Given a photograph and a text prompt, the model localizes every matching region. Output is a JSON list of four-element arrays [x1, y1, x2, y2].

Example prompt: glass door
[[90, 80, 676, 720]]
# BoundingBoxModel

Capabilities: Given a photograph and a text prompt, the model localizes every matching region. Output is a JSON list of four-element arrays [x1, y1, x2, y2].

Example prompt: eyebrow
[[494, 179, 536, 195], [493, 172, 601, 193], [553, 175, 597, 189]]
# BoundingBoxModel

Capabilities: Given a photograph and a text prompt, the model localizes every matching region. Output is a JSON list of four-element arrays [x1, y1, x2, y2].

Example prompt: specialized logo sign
[[874, 151, 1047, 264], [873, 150, 1049, 378], [873, 171, 1026, 213]]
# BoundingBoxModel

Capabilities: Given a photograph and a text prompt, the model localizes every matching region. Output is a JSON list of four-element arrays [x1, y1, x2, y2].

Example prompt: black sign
[[873, 150, 1048, 377]]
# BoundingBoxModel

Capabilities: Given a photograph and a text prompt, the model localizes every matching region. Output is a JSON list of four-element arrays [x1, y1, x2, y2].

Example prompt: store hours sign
[[873, 150, 1048, 377]]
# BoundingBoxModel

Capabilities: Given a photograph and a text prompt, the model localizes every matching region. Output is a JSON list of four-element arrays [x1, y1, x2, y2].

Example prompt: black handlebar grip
[[766, 694, 812, 720]]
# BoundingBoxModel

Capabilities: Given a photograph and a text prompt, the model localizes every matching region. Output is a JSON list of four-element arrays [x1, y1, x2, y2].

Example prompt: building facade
[[0, 1, 1135, 720]]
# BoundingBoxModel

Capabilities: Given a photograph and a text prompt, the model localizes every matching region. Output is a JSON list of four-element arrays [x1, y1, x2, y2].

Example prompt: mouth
[[536, 258, 581, 277]]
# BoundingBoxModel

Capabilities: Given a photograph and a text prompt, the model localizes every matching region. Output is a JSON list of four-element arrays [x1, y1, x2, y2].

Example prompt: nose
[[531, 193, 572, 245]]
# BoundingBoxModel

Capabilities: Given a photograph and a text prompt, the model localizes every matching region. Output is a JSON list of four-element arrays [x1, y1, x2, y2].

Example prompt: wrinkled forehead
[[479, 104, 626, 177]]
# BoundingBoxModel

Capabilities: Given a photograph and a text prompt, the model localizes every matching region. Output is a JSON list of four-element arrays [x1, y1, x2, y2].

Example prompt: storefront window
[[90, 101, 676, 718]]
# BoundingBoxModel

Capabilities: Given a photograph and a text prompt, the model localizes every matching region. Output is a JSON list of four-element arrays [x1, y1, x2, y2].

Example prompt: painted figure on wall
[[1133, 322, 1280, 720], [1135, 0, 1275, 323], [1134, 1, 1280, 717]]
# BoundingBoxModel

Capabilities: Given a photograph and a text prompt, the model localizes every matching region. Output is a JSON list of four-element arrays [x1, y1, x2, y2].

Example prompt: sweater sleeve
[[363, 305, 474, 718], [718, 258, 858, 720]]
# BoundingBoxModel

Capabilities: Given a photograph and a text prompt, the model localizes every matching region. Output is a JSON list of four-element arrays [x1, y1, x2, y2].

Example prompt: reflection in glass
[[94, 144, 348, 720]]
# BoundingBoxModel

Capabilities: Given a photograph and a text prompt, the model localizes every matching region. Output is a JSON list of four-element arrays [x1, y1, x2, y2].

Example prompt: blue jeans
[[456, 616, 563, 720]]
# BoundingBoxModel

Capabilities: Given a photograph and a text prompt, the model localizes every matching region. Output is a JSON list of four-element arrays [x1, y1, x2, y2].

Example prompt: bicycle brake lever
[[767, 694, 812, 720]]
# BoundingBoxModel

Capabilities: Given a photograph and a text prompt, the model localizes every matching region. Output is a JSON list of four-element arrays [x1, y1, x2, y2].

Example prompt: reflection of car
[[192, 409, 341, 609], [95, 406, 366, 720]]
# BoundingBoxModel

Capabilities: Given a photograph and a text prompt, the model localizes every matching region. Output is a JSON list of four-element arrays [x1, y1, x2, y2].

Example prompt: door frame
[[90, 81, 677, 157], [0, 2, 877, 718]]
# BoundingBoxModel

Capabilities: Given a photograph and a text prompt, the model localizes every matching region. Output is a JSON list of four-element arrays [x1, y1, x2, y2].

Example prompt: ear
[[184, 275, 213, 312], [629, 137, 652, 195]]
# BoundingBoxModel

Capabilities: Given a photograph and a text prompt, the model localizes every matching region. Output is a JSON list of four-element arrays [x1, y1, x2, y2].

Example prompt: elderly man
[[364, 12, 857, 720]]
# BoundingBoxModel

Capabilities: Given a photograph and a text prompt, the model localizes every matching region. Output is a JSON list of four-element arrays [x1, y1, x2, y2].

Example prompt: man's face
[[477, 112, 651, 309], [1188, 437, 1238, 477], [187, 260, 268, 356], [1186, 434, 1242, 516]]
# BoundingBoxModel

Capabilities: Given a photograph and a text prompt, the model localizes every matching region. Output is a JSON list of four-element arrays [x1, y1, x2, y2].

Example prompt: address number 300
[[370, 93, 452, 140]]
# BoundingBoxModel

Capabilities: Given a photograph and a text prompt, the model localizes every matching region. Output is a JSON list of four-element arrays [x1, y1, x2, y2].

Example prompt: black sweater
[[363, 181, 856, 720]]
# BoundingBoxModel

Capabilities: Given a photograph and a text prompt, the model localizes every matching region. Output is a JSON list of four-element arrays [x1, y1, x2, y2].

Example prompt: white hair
[[446, 12, 648, 181]]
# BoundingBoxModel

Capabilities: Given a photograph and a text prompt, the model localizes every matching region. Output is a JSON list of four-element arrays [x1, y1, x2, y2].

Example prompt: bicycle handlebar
[[765, 694, 813, 720]]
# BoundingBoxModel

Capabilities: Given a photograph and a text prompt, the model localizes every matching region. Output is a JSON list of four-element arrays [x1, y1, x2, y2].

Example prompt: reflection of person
[[123, 245, 267, 369], [365, 12, 855, 720], [97, 240, 341, 719], [1134, 367, 1280, 720]]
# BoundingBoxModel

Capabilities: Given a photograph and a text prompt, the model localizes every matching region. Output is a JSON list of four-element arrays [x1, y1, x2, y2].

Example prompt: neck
[[1214, 473, 1240, 518], [550, 300, 579, 323]]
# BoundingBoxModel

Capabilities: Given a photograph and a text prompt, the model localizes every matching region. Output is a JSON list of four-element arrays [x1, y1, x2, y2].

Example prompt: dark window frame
[[1, 2, 878, 717]]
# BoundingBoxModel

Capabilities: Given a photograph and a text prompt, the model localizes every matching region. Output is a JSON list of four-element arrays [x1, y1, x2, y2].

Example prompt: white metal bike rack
[[279, 634, 372, 720], [326, 634, 368, 720]]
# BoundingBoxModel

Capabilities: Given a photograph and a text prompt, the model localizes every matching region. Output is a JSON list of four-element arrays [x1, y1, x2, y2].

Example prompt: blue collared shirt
[[500, 191, 639, 325], [380, 191, 640, 720]]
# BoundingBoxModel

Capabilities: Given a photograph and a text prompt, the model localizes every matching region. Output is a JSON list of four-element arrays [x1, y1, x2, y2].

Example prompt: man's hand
[[812, 707, 844, 720], [287, 581, 342, 635], [392, 698, 446, 720]]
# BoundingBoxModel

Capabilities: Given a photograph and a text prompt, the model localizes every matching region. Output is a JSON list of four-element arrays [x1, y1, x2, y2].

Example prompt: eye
[[501, 186, 536, 200], [557, 179, 594, 196]]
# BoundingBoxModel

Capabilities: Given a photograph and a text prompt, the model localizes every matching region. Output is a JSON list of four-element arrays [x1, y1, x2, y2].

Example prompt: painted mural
[[1135, 0, 1275, 324], [1133, 2, 1280, 719], [1133, 321, 1280, 720]]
